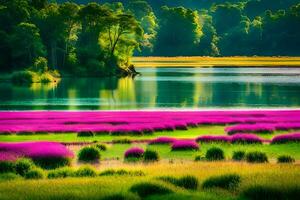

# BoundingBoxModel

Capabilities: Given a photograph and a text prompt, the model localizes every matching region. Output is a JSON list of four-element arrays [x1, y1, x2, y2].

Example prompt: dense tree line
[[1, 0, 300, 75], [0, 0, 143, 76], [57, 0, 300, 57]]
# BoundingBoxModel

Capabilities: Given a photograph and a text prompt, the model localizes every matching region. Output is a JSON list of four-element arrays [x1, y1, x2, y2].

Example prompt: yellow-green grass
[[0, 162, 300, 200], [0, 125, 294, 143], [132, 56, 300, 67]]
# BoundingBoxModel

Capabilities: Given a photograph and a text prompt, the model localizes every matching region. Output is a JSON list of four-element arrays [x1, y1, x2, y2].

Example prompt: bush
[[143, 150, 159, 162], [99, 169, 145, 176], [101, 194, 126, 200], [205, 147, 225, 161], [17, 131, 35, 135], [33, 57, 48, 72], [15, 158, 34, 176], [47, 167, 74, 179], [40, 72, 55, 83], [176, 175, 198, 190], [194, 155, 205, 161], [24, 168, 44, 179], [158, 175, 198, 190], [171, 140, 199, 151], [95, 144, 107, 151], [0, 173, 21, 181], [277, 155, 295, 163], [124, 147, 144, 160], [202, 174, 241, 190], [78, 146, 101, 163], [0, 161, 15, 174], [77, 131, 94, 137], [232, 151, 246, 161], [74, 166, 97, 177], [112, 138, 132, 144], [246, 151, 268, 163], [33, 157, 71, 170], [241, 185, 300, 200], [11, 70, 39, 85], [130, 182, 173, 198]]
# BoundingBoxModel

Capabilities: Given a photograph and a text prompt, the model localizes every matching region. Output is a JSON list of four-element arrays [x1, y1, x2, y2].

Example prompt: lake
[[0, 67, 300, 110]]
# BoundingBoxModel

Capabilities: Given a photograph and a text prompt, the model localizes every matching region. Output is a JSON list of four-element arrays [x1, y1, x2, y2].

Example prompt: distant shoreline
[[132, 56, 300, 67]]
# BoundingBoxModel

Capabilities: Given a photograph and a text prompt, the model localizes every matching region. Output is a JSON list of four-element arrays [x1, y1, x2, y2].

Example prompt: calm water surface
[[0, 67, 300, 110]]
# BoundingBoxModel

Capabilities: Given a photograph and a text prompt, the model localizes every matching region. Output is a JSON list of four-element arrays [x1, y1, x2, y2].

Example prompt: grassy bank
[[0, 125, 294, 143], [0, 162, 299, 200], [132, 56, 300, 67]]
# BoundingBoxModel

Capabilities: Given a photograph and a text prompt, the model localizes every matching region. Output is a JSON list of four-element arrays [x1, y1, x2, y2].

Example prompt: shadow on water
[[0, 67, 300, 110]]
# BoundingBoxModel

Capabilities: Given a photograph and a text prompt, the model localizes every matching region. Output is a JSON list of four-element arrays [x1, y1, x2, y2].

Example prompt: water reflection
[[0, 67, 300, 110]]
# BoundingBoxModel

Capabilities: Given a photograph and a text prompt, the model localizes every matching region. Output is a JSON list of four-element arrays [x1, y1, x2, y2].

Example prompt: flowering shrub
[[124, 147, 145, 159], [231, 134, 263, 144], [225, 124, 275, 135], [148, 137, 177, 145], [0, 142, 74, 169], [171, 140, 199, 151], [196, 135, 231, 143], [271, 133, 300, 144]]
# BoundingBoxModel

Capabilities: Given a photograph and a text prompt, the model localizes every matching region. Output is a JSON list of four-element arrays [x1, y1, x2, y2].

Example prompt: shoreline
[[132, 56, 300, 67]]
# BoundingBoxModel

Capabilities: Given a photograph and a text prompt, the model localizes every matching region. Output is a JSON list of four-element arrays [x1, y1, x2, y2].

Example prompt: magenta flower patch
[[148, 137, 177, 145], [231, 134, 263, 144], [196, 135, 231, 143], [124, 147, 145, 159], [271, 133, 300, 144], [171, 140, 199, 151], [0, 141, 74, 162]]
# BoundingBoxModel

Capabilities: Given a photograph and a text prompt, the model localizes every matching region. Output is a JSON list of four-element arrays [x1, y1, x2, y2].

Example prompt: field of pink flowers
[[0, 142, 73, 162], [0, 110, 300, 135]]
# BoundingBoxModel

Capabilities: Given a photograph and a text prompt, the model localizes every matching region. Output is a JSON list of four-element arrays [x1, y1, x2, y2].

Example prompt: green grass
[[0, 125, 292, 142], [99, 143, 300, 161], [1, 125, 300, 199], [0, 162, 300, 200]]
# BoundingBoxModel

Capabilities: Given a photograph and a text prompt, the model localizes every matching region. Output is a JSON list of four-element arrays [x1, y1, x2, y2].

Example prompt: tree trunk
[[50, 40, 57, 69]]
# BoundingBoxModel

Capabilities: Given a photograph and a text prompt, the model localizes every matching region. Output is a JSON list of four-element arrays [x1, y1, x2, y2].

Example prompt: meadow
[[1, 110, 300, 199]]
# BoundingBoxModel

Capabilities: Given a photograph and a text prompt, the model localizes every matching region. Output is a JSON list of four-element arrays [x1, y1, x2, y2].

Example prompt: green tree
[[10, 22, 45, 69], [127, 0, 158, 55], [154, 6, 202, 56]]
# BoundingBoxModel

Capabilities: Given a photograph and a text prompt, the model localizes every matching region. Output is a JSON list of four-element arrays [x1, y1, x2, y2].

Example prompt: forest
[[0, 0, 299, 77]]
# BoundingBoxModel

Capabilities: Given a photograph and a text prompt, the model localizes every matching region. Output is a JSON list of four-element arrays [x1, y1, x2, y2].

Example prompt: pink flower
[[171, 140, 199, 151], [124, 147, 144, 158]]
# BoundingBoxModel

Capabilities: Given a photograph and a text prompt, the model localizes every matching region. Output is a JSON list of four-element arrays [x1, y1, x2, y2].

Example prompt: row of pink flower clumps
[[0, 141, 74, 162], [1, 110, 300, 135], [149, 133, 300, 145]]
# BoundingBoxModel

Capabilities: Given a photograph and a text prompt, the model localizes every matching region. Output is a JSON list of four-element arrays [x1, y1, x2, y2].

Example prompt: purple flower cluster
[[171, 140, 199, 151], [225, 124, 275, 135], [271, 133, 300, 144], [231, 134, 263, 144], [149, 137, 177, 145], [195, 134, 263, 144], [196, 135, 231, 143], [0, 142, 74, 162], [124, 147, 145, 158], [0, 110, 300, 135]]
